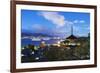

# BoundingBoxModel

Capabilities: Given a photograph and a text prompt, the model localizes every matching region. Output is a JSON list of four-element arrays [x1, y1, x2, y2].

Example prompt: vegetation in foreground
[[21, 37, 90, 63]]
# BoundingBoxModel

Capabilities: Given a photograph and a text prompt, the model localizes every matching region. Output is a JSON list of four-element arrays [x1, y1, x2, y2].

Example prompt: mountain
[[21, 29, 67, 38], [21, 32, 54, 37]]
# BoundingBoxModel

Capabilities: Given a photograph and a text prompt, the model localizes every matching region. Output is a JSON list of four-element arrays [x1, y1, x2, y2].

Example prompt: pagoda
[[62, 25, 78, 47], [66, 25, 77, 40]]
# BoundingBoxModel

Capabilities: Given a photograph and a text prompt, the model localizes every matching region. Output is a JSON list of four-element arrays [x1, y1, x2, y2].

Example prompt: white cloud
[[80, 20, 85, 23], [73, 20, 78, 23], [65, 20, 73, 25], [38, 12, 66, 27], [73, 20, 85, 24]]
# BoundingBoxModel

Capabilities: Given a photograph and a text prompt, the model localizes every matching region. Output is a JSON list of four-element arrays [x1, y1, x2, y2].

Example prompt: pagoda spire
[[66, 24, 77, 40], [71, 25, 73, 35]]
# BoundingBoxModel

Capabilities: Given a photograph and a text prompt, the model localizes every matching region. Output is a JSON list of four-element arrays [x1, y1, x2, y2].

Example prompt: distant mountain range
[[21, 32, 55, 37], [21, 29, 68, 38], [21, 30, 89, 38]]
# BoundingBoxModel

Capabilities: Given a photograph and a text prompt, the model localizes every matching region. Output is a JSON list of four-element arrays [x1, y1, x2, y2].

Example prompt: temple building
[[63, 25, 77, 44], [66, 25, 77, 41]]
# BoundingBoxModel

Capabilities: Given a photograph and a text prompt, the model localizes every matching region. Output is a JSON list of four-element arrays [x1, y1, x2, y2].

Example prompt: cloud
[[73, 26, 90, 37], [80, 20, 85, 23], [73, 20, 85, 24], [65, 20, 73, 25], [38, 12, 66, 27], [73, 20, 78, 23]]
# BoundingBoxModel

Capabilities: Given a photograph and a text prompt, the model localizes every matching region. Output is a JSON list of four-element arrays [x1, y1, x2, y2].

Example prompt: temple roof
[[66, 34, 77, 39]]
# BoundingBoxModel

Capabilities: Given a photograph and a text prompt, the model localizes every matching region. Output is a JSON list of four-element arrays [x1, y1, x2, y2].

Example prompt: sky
[[21, 9, 90, 37]]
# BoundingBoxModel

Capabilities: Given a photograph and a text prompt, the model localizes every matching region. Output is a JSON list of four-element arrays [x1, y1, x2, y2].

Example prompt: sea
[[21, 38, 61, 47]]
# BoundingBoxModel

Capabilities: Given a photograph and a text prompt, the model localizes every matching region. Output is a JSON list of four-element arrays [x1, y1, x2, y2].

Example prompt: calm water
[[21, 38, 60, 46]]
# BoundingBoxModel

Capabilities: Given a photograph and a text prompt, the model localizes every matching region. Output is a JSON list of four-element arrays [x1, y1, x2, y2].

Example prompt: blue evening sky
[[21, 9, 90, 37]]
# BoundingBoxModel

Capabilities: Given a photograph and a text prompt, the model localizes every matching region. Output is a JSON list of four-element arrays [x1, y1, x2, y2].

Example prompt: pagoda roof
[[66, 35, 77, 39]]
